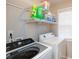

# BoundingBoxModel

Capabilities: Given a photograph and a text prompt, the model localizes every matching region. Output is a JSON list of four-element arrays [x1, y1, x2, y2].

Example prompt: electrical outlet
[[8, 30, 13, 37], [8, 30, 13, 35], [8, 30, 14, 42]]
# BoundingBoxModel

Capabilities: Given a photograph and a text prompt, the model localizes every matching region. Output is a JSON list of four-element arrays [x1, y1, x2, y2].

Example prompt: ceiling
[[49, 0, 64, 3], [49, 0, 72, 4], [7, 0, 72, 9]]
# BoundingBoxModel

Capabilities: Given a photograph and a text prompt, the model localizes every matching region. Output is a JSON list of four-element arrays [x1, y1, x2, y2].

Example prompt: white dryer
[[39, 33, 66, 59]]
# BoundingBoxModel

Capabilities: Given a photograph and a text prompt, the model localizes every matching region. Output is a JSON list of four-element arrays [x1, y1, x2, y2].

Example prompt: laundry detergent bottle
[[31, 5, 37, 19], [36, 6, 44, 19]]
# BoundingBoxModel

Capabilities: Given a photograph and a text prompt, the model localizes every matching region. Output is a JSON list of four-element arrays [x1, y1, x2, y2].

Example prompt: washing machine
[[39, 33, 67, 59], [6, 38, 53, 59]]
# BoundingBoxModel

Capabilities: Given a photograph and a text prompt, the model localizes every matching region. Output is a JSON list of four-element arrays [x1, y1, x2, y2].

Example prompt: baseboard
[[67, 57, 72, 59], [61, 57, 72, 59]]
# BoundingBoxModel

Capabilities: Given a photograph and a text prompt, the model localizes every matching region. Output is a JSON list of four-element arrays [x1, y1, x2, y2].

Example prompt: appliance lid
[[40, 33, 55, 39]]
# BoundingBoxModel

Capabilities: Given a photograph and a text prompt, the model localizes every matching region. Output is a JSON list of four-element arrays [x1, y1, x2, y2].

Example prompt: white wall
[[6, 0, 50, 43]]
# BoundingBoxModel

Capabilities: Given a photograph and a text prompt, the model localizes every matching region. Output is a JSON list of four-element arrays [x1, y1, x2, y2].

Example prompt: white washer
[[39, 33, 66, 59]]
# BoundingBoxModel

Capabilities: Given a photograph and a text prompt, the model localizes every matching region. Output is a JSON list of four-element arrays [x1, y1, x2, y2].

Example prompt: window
[[58, 8, 72, 39]]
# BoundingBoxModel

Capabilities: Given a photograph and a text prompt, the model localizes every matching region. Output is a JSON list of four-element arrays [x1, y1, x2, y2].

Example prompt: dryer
[[39, 33, 66, 59]]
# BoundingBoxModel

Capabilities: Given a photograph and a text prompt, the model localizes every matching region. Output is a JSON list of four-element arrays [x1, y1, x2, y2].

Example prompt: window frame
[[57, 7, 72, 39]]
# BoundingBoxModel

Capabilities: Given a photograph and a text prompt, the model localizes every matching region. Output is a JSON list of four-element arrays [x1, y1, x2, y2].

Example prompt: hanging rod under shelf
[[7, 3, 23, 9], [6, 3, 31, 11]]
